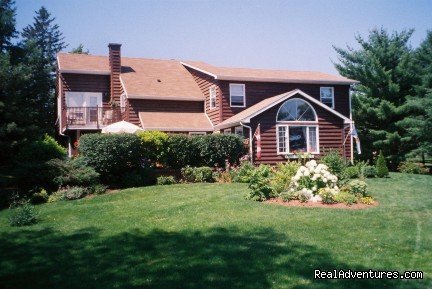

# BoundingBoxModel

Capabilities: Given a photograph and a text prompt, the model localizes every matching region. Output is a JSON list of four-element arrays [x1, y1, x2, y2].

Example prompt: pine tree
[[0, 0, 17, 51], [21, 6, 68, 135], [70, 43, 89, 54], [397, 31, 432, 162], [376, 150, 389, 177], [334, 28, 420, 169]]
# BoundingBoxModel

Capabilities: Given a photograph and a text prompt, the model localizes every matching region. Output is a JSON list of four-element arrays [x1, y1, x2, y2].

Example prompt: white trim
[[229, 83, 246, 107], [217, 75, 358, 85], [275, 98, 318, 123], [127, 94, 205, 101], [320, 87, 335, 109], [180, 62, 218, 78], [204, 111, 214, 126], [276, 124, 320, 155], [209, 86, 217, 109], [143, 127, 213, 132], [119, 76, 128, 97], [120, 93, 126, 112], [59, 69, 111, 75], [349, 86, 353, 163]]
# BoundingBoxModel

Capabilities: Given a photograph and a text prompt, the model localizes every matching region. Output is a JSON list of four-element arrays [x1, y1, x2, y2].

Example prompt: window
[[277, 125, 319, 154], [209, 86, 216, 109], [234, 126, 243, 137], [189, 132, 206, 136], [276, 98, 319, 154], [320, 87, 334, 108], [120, 94, 126, 112], [224, 128, 232, 134], [229, 83, 245, 107], [277, 98, 317, 122]]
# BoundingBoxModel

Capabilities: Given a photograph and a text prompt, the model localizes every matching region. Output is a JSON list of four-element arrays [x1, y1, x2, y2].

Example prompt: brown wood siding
[[109, 44, 122, 103], [249, 94, 351, 165], [219, 81, 350, 121], [128, 99, 204, 126], [185, 67, 220, 125], [59, 73, 110, 130]]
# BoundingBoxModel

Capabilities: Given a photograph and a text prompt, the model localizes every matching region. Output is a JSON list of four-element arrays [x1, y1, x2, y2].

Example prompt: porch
[[63, 106, 125, 130]]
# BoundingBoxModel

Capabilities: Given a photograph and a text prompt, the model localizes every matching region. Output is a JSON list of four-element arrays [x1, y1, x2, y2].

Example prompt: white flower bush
[[289, 160, 340, 201]]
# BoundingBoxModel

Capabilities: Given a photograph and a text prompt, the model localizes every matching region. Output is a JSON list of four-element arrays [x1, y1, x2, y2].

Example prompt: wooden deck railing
[[65, 106, 124, 128]]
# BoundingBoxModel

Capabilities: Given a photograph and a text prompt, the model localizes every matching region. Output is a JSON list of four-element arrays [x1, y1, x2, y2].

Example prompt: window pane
[[278, 126, 287, 153], [231, 95, 244, 106], [277, 101, 296, 121], [235, 126, 243, 137], [297, 102, 315, 121], [320, 87, 333, 98], [308, 127, 317, 153], [321, 98, 333, 107], [277, 98, 316, 121], [289, 126, 307, 152], [230, 84, 244, 95]]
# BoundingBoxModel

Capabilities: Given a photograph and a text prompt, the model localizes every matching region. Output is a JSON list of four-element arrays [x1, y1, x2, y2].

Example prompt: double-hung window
[[229, 84, 245, 107], [234, 126, 244, 137], [320, 87, 334, 108], [276, 98, 319, 154], [209, 86, 216, 109]]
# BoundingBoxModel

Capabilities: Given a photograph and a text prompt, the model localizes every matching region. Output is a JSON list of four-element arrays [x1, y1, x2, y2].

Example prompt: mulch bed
[[264, 198, 379, 209]]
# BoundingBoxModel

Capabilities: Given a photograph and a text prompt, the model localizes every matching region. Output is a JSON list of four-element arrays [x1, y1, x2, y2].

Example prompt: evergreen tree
[[397, 31, 432, 162], [376, 150, 389, 177], [70, 43, 89, 54], [21, 6, 67, 135], [334, 28, 419, 169], [0, 0, 17, 50]]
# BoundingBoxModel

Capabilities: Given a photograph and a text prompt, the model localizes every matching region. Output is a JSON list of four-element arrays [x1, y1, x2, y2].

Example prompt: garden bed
[[264, 198, 379, 209]]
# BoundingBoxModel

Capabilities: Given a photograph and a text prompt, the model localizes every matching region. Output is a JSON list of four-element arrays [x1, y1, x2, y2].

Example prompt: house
[[57, 43, 358, 164]]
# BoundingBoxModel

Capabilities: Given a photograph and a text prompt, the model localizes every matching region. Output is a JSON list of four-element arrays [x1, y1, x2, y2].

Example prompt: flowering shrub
[[360, 196, 374, 205], [349, 180, 368, 197], [318, 187, 339, 204], [289, 160, 340, 197]]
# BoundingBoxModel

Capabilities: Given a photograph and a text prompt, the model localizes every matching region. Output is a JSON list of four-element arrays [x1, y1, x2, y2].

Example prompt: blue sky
[[15, 0, 432, 74]]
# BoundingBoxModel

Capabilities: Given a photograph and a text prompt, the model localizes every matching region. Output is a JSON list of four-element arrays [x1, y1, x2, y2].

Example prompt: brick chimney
[[108, 43, 122, 103]]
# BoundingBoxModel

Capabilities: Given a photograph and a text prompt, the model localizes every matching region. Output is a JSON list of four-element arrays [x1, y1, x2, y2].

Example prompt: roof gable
[[215, 89, 351, 129]]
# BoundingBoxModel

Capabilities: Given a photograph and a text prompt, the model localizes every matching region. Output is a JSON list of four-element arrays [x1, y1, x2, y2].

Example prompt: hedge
[[78, 133, 143, 180]]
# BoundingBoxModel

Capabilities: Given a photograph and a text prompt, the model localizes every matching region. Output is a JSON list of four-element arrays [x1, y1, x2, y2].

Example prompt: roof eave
[[59, 69, 111, 75], [217, 75, 358, 85], [127, 94, 205, 101]]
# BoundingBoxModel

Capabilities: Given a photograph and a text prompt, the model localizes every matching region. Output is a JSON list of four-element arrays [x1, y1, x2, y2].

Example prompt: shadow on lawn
[[0, 227, 428, 289]]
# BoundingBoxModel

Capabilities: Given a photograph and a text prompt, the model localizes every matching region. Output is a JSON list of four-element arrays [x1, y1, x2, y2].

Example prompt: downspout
[[58, 121, 72, 158], [240, 121, 253, 164], [349, 85, 354, 164]]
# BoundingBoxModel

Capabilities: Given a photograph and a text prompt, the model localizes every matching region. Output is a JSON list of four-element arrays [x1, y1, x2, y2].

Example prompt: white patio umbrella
[[101, 121, 143, 134]]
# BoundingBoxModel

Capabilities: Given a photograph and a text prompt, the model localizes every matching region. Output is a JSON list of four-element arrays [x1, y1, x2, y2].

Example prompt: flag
[[350, 125, 361, 154], [253, 124, 261, 160]]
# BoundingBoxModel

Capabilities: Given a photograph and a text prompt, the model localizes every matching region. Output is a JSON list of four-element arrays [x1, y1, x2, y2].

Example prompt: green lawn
[[0, 173, 431, 289]]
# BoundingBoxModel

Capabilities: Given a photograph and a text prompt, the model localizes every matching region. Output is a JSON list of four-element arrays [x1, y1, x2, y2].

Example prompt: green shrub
[[136, 131, 169, 166], [280, 190, 298, 202], [334, 191, 357, 205], [376, 150, 389, 178], [166, 135, 199, 168], [166, 134, 245, 169], [271, 161, 301, 194], [232, 161, 255, 183], [214, 170, 233, 183], [298, 190, 312, 202], [78, 134, 143, 182], [246, 165, 275, 201], [343, 166, 360, 179], [318, 188, 338, 204], [181, 166, 214, 183], [47, 190, 66, 203], [51, 158, 99, 187], [361, 166, 377, 178], [91, 184, 108, 195], [349, 180, 368, 197], [320, 149, 347, 178], [194, 134, 245, 167], [64, 186, 88, 200], [30, 189, 49, 204], [157, 176, 177, 185], [17, 134, 67, 162], [398, 161, 429, 174], [8, 200, 38, 226]]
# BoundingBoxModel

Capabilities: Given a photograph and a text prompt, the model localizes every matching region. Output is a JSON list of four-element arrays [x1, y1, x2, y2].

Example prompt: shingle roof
[[182, 61, 358, 84], [57, 53, 204, 101], [215, 89, 351, 129], [139, 111, 213, 131]]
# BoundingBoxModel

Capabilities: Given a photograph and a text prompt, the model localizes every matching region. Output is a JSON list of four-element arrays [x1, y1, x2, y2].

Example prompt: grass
[[0, 172, 431, 288]]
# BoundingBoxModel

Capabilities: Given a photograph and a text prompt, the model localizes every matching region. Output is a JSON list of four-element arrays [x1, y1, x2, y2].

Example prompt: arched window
[[277, 98, 317, 122], [276, 98, 319, 155]]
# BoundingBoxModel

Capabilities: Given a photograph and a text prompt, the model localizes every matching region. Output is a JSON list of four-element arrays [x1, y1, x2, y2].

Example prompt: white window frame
[[229, 83, 246, 107], [276, 124, 320, 155], [234, 126, 243, 137], [320, 87, 334, 109], [189, 132, 206, 136], [209, 86, 217, 109], [120, 93, 126, 113]]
